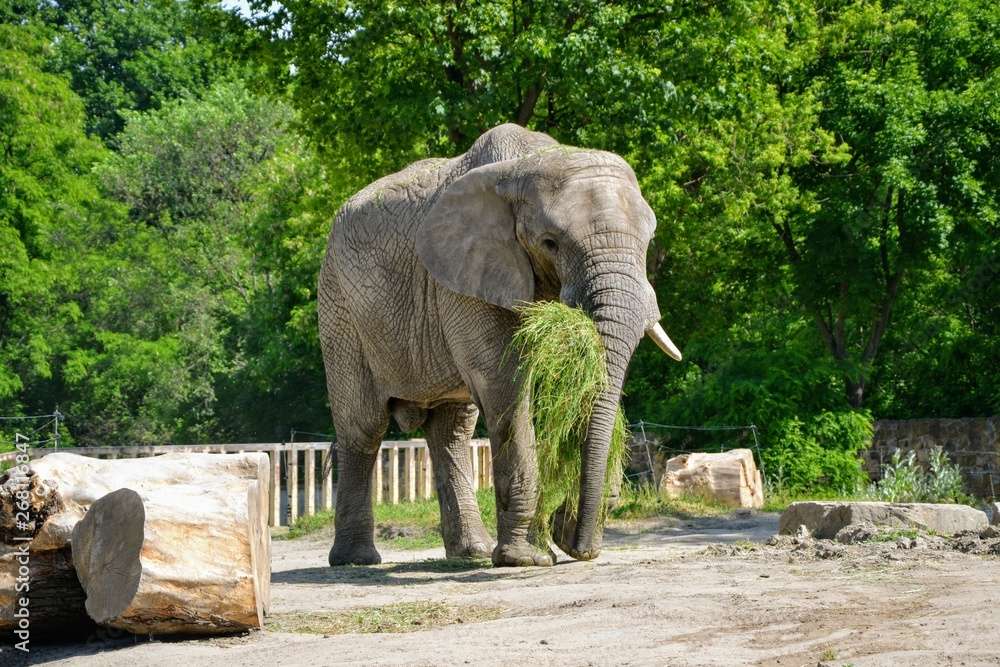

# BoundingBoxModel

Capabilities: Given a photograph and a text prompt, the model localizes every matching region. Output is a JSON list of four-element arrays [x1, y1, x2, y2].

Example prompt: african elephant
[[318, 124, 681, 567]]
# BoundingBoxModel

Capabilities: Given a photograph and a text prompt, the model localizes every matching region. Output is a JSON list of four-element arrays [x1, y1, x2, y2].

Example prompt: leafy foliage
[[0, 0, 997, 499], [0, 23, 114, 417], [867, 448, 973, 504], [8, 0, 239, 140]]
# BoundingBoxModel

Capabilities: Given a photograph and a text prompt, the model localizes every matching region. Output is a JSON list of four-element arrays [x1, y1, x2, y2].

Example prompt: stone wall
[[865, 417, 1000, 498]]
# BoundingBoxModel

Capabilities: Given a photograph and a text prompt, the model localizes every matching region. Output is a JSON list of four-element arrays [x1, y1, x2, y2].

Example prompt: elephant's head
[[416, 135, 681, 560]]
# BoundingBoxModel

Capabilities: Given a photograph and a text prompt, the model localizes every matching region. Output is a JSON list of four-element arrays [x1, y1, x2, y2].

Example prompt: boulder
[[779, 501, 989, 539], [659, 449, 764, 509]]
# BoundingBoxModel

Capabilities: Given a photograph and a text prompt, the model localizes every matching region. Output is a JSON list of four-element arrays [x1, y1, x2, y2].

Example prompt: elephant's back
[[339, 157, 453, 231], [318, 156, 466, 397]]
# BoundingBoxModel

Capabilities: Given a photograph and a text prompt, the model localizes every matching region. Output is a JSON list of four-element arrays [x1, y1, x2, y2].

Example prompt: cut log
[[659, 449, 764, 509], [0, 545, 95, 640], [0, 452, 271, 634], [72, 483, 264, 635]]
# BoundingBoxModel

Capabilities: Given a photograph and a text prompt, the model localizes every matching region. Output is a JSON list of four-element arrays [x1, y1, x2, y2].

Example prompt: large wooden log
[[0, 452, 271, 634], [659, 448, 765, 509], [72, 484, 265, 635], [0, 545, 95, 641]]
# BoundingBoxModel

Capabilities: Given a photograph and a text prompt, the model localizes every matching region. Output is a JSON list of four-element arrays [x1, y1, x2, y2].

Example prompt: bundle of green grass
[[511, 301, 628, 550]]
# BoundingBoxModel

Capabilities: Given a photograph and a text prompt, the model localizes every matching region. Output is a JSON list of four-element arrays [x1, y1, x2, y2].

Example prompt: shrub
[[867, 447, 972, 504]]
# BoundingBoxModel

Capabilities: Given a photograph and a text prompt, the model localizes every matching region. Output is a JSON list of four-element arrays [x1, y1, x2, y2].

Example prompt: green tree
[[0, 24, 113, 418], [13, 0, 240, 140], [93, 81, 340, 442], [778, 0, 1000, 408], [246, 0, 672, 179]]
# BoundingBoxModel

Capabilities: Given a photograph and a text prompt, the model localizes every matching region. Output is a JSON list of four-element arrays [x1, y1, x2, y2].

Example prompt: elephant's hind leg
[[329, 426, 387, 566], [425, 403, 495, 559], [322, 308, 389, 566]]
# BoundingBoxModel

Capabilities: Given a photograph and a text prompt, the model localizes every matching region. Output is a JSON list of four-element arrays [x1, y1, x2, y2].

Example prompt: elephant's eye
[[541, 238, 558, 254]]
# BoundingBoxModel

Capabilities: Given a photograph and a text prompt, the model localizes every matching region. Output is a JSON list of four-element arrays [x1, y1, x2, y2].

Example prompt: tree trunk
[[845, 377, 865, 409], [0, 545, 95, 640], [0, 452, 271, 634], [71, 484, 265, 635]]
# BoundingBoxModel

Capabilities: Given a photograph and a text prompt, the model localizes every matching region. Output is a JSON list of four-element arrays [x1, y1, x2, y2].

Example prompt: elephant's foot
[[328, 541, 381, 566], [444, 526, 495, 560], [492, 541, 554, 567]]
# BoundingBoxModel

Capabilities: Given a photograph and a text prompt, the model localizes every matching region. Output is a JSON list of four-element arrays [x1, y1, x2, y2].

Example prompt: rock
[[659, 449, 764, 509], [834, 522, 877, 544], [796, 524, 811, 540], [814, 542, 844, 559], [981, 525, 1000, 539], [377, 523, 423, 540], [779, 501, 989, 539]]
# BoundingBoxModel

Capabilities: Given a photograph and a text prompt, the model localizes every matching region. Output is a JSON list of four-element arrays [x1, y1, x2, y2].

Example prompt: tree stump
[[659, 449, 765, 509], [72, 483, 265, 635]]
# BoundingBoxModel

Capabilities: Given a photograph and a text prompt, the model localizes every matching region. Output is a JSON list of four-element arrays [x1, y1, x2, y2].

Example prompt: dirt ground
[[20, 513, 1000, 667]]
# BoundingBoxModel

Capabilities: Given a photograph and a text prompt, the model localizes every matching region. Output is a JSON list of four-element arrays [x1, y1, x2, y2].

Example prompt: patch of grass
[[279, 511, 335, 540], [760, 486, 862, 513], [276, 489, 497, 549], [868, 528, 922, 543], [610, 483, 731, 521], [512, 301, 628, 547], [267, 601, 503, 635]]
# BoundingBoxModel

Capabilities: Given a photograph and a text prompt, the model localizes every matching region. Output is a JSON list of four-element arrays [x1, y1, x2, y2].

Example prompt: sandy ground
[[16, 513, 1000, 667]]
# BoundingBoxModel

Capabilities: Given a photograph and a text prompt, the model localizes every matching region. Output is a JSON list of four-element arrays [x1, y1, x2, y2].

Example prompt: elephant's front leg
[[443, 297, 552, 566], [481, 384, 554, 567], [425, 402, 494, 559]]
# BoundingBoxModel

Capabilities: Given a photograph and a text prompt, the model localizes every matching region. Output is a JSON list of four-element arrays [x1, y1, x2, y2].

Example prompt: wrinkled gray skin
[[319, 124, 679, 567]]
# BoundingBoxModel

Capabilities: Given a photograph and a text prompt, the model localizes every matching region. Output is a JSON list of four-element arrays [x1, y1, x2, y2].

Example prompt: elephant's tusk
[[646, 323, 682, 361]]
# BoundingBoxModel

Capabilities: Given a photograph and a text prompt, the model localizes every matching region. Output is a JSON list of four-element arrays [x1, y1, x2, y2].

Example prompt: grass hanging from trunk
[[511, 301, 628, 550]]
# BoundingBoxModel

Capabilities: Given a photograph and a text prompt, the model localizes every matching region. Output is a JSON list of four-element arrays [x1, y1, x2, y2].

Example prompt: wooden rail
[[1, 439, 494, 528]]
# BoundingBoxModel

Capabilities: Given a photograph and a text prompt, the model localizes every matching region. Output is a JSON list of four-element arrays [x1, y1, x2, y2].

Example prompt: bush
[[867, 448, 972, 504], [630, 337, 873, 495]]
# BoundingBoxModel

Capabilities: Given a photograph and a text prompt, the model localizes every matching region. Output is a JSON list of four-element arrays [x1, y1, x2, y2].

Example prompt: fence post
[[322, 447, 334, 511], [405, 446, 416, 502], [305, 447, 316, 517], [288, 443, 299, 524], [485, 443, 493, 488], [389, 446, 400, 504], [419, 447, 433, 498], [270, 445, 281, 527], [639, 421, 655, 483], [477, 446, 487, 489], [470, 442, 480, 493], [372, 448, 383, 504]]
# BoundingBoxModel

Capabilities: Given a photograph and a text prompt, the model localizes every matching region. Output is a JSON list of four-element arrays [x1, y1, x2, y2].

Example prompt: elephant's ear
[[416, 160, 533, 310]]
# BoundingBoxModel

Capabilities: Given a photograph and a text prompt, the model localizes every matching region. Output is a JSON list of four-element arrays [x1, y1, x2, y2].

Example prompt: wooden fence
[[0, 439, 494, 528]]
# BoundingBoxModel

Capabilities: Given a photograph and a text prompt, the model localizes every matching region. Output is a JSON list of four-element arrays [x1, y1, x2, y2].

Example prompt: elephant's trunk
[[556, 281, 645, 560]]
